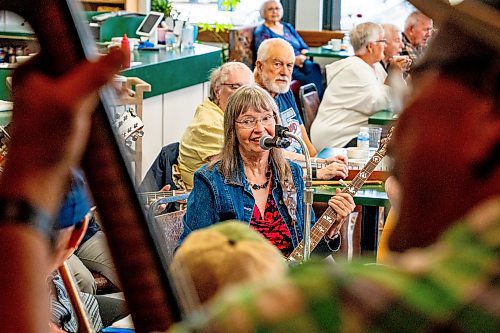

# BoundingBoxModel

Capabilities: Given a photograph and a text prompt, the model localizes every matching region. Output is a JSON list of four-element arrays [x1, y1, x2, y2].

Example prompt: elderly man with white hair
[[253, 0, 324, 98], [140, 62, 254, 191], [311, 22, 405, 149], [177, 62, 254, 189], [376, 23, 411, 81], [254, 38, 317, 157], [254, 38, 350, 181], [402, 11, 433, 63]]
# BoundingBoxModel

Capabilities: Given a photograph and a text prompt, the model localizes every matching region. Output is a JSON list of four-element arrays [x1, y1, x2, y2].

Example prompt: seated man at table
[[177, 62, 254, 190], [254, 38, 349, 180], [139, 62, 254, 192], [402, 10, 433, 65], [376, 23, 411, 79], [168, 0, 500, 331], [311, 22, 406, 149], [253, 0, 324, 98]]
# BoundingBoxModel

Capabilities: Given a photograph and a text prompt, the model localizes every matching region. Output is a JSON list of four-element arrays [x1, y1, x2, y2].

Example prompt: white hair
[[256, 38, 294, 62], [209, 62, 252, 101], [404, 11, 431, 32], [382, 23, 401, 38], [349, 22, 384, 55], [259, 0, 284, 19]]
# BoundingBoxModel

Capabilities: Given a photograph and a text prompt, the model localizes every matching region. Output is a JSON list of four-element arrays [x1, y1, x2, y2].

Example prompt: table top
[[306, 46, 352, 59], [368, 110, 397, 126], [121, 43, 221, 98], [313, 183, 389, 207]]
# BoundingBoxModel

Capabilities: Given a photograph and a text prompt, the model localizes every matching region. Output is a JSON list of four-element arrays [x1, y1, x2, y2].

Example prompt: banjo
[[287, 126, 394, 262]]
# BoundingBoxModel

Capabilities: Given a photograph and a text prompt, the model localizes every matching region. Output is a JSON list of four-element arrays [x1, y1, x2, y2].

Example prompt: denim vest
[[180, 158, 315, 249]]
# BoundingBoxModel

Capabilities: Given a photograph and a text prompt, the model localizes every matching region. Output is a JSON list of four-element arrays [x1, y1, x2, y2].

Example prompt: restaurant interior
[[0, 0, 498, 332]]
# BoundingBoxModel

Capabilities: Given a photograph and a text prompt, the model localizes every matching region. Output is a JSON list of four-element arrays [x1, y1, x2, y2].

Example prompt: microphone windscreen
[[259, 135, 273, 150]]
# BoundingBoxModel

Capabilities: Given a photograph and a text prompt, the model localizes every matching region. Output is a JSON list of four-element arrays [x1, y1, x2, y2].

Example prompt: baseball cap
[[54, 171, 92, 230]]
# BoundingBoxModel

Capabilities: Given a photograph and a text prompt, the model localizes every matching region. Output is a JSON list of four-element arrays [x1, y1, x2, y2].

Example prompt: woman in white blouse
[[311, 22, 405, 149]]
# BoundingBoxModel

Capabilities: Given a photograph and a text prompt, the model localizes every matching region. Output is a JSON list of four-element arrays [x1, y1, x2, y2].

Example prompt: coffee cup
[[392, 55, 411, 70], [392, 55, 411, 64], [329, 38, 342, 51], [347, 147, 369, 159]]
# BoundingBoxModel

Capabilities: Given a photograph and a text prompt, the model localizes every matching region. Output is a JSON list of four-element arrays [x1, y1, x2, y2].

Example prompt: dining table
[[368, 110, 396, 126], [306, 46, 352, 60], [313, 182, 389, 259]]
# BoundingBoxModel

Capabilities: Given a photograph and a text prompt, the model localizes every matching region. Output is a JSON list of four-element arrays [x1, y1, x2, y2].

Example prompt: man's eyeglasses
[[235, 114, 275, 129], [222, 83, 243, 90]]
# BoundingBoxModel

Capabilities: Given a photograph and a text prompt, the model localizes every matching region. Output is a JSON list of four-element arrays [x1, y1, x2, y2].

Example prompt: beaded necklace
[[247, 169, 272, 190]]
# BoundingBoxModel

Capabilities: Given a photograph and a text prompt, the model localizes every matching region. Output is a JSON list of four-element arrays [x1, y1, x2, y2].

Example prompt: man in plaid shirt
[[168, 0, 500, 332], [401, 11, 433, 64]]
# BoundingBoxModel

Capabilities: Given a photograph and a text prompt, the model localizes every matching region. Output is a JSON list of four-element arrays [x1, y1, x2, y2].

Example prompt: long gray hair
[[210, 85, 294, 192]]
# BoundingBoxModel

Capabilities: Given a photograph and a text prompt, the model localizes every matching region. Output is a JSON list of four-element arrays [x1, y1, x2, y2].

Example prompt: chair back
[[154, 209, 186, 259], [228, 26, 256, 69], [299, 83, 320, 135], [289, 79, 302, 113], [139, 142, 181, 192]]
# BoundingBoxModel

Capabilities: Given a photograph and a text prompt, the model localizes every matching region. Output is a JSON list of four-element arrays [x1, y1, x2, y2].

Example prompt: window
[[341, 0, 414, 30], [169, 0, 267, 26], [324, 0, 416, 31]]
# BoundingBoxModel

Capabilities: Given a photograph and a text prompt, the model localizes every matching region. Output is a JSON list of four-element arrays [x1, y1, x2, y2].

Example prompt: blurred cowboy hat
[[408, 0, 499, 52]]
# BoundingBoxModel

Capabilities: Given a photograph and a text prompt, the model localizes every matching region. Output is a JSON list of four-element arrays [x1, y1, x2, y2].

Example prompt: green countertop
[[0, 43, 221, 101], [368, 110, 397, 126], [122, 43, 221, 98], [313, 184, 389, 207]]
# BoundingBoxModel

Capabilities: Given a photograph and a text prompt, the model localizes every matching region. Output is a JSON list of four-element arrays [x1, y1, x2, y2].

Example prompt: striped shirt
[[169, 196, 500, 333], [50, 272, 103, 332]]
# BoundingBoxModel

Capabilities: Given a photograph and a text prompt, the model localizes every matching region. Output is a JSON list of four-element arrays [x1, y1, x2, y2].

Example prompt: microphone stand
[[275, 125, 313, 262]]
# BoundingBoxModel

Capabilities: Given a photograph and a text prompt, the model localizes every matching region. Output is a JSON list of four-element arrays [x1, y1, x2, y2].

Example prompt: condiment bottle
[[121, 34, 131, 69]]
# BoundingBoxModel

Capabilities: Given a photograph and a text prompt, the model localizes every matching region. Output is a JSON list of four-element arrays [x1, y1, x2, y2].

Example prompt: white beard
[[260, 71, 290, 94]]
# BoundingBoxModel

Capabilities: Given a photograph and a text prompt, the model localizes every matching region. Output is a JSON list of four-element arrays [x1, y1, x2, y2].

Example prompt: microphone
[[259, 135, 291, 150], [259, 135, 274, 150]]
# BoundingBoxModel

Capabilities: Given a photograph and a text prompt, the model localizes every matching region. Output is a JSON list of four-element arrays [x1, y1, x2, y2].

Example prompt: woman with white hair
[[310, 22, 405, 149], [253, 0, 324, 98]]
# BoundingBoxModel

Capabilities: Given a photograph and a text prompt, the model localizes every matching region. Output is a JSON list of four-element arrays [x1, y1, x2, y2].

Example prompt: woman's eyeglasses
[[235, 114, 275, 129]]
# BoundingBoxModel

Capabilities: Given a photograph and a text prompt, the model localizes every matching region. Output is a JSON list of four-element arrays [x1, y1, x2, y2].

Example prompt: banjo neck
[[287, 126, 394, 262]]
